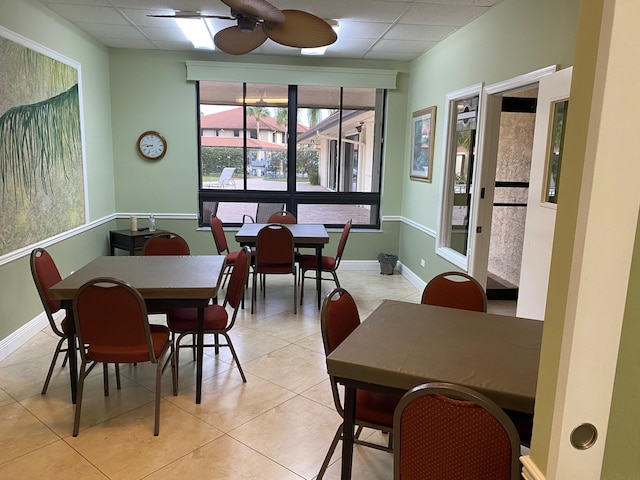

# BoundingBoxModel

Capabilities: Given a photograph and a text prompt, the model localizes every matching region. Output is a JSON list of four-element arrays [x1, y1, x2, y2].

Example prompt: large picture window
[[197, 81, 385, 228]]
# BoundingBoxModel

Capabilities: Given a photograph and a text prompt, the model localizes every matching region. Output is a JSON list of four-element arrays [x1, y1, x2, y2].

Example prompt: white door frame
[[470, 65, 557, 286]]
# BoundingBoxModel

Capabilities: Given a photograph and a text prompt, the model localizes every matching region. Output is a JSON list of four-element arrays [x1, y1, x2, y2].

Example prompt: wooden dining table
[[235, 223, 330, 309], [48, 255, 226, 404], [326, 299, 544, 480]]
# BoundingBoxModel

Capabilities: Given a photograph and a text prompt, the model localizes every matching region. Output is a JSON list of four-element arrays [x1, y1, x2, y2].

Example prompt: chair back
[[334, 219, 352, 269], [267, 210, 297, 224], [321, 288, 361, 416], [225, 246, 252, 312], [255, 203, 286, 223], [421, 271, 487, 312], [217, 167, 236, 187], [255, 224, 295, 273], [73, 277, 157, 364], [393, 382, 521, 480], [30, 248, 65, 336], [210, 215, 229, 254], [143, 232, 190, 256]]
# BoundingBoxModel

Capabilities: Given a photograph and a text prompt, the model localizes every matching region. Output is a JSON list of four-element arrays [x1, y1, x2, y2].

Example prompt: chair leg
[[332, 271, 341, 289], [103, 363, 110, 396], [154, 355, 164, 436], [293, 270, 297, 314], [72, 362, 89, 437], [115, 363, 121, 390], [42, 336, 66, 394], [317, 424, 343, 480], [299, 268, 305, 305], [224, 333, 247, 382], [251, 270, 258, 314], [173, 332, 180, 392]]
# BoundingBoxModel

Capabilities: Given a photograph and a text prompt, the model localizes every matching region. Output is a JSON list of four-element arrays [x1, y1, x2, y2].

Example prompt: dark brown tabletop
[[327, 299, 543, 479], [328, 299, 542, 413], [49, 255, 226, 404]]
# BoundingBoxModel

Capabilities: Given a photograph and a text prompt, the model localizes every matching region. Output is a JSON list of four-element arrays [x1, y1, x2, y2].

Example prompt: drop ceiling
[[39, 0, 503, 62]]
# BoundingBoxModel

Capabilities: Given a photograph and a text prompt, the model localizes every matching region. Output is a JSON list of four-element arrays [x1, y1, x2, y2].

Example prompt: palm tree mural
[[0, 34, 84, 256]]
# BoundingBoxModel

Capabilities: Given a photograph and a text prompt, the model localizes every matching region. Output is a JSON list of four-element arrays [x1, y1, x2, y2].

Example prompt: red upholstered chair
[[210, 214, 251, 289], [393, 382, 521, 480], [267, 210, 297, 224], [166, 246, 251, 389], [299, 219, 351, 305], [317, 287, 398, 479], [72, 277, 175, 436], [30, 248, 120, 395], [142, 232, 190, 256], [252, 224, 297, 314], [421, 271, 488, 312]]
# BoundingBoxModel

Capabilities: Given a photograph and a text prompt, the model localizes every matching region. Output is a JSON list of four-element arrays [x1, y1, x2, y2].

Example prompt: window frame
[[436, 83, 484, 270], [196, 82, 386, 230]]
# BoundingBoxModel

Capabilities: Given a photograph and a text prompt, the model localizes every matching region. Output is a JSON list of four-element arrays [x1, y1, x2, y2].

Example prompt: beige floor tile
[[0, 387, 13, 407], [299, 378, 334, 410], [242, 344, 327, 394], [0, 270, 429, 479], [66, 401, 223, 480], [229, 395, 341, 479], [239, 310, 320, 344], [321, 438, 394, 480], [0, 440, 108, 479], [146, 434, 303, 480], [22, 372, 156, 437], [294, 331, 324, 356], [117, 351, 230, 396], [0, 402, 59, 464], [166, 372, 296, 433]]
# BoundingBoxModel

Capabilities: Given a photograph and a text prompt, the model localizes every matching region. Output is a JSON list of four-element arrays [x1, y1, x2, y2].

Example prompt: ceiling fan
[[149, 0, 338, 55]]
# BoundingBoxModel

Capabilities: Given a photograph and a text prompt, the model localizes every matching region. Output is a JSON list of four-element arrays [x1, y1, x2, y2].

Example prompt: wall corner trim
[[521, 455, 545, 480]]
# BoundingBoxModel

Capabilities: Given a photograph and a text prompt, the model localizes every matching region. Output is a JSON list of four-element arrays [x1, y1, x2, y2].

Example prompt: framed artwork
[[410, 106, 436, 182], [0, 27, 86, 261]]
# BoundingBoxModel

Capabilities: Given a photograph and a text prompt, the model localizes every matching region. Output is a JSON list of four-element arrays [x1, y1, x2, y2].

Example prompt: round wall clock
[[136, 130, 167, 160]]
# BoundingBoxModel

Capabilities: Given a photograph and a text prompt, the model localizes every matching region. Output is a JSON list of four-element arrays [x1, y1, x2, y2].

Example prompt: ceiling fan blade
[[214, 25, 268, 55], [264, 10, 337, 48], [221, 0, 285, 23]]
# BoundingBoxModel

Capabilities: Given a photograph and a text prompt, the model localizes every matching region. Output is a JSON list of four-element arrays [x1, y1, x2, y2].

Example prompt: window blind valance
[[185, 60, 397, 89]]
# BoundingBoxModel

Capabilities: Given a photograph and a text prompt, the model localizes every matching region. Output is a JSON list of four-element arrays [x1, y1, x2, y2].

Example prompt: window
[[197, 81, 385, 228], [437, 85, 482, 268], [545, 100, 568, 204]]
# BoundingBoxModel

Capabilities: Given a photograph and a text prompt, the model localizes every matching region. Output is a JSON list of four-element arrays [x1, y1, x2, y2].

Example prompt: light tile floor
[[0, 270, 516, 479]]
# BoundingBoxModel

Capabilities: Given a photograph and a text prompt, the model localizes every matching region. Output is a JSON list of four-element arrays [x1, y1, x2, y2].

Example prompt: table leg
[[316, 246, 322, 310], [341, 385, 356, 480], [65, 306, 78, 404], [195, 306, 204, 404]]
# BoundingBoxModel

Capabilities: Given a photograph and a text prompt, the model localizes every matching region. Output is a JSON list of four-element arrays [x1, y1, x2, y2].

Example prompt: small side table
[[109, 229, 166, 255]]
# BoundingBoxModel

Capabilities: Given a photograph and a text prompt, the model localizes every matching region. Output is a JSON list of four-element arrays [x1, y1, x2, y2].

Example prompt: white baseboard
[[396, 262, 427, 292], [521, 455, 545, 480], [340, 260, 380, 270], [0, 312, 54, 362]]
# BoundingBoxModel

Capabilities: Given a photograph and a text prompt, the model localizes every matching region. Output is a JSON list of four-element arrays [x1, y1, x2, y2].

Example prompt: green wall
[[107, 49, 409, 260], [399, 0, 580, 285], [0, 0, 116, 341]]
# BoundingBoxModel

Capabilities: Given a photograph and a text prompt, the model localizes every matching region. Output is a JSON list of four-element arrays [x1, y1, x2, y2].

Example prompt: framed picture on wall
[[410, 106, 436, 182]]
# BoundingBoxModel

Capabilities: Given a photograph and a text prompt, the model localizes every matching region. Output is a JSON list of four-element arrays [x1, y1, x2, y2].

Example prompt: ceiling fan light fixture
[[301, 46, 327, 55], [175, 17, 215, 50], [236, 15, 258, 32]]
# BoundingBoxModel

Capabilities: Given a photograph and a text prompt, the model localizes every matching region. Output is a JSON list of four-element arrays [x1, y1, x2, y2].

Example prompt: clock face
[[137, 131, 167, 160]]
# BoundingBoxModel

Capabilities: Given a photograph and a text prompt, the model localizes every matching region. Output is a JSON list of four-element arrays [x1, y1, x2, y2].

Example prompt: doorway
[[485, 89, 538, 300], [469, 66, 557, 307]]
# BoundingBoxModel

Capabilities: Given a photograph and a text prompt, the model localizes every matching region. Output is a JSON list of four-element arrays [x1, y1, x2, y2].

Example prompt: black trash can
[[378, 253, 398, 275]]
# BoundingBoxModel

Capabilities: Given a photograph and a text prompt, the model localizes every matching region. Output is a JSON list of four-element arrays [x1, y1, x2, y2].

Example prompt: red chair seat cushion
[[166, 305, 228, 333], [298, 254, 336, 271], [226, 250, 255, 266], [356, 390, 399, 428], [87, 324, 170, 363]]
